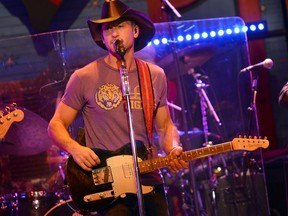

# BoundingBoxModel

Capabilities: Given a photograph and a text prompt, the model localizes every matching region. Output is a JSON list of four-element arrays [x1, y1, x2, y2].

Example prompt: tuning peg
[[5, 106, 10, 113]]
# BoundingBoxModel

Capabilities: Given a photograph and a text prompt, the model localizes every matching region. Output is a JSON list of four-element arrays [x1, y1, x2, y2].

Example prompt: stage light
[[161, 38, 168, 44], [234, 27, 240, 34], [242, 26, 248, 32], [250, 24, 257, 31], [153, 39, 160, 45], [186, 34, 192, 41], [258, 23, 265, 30], [150, 19, 268, 49], [210, 31, 216, 37], [177, 35, 184, 42], [226, 29, 232, 35], [202, 32, 208, 38], [193, 33, 200, 40], [218, 30, 224, 36]]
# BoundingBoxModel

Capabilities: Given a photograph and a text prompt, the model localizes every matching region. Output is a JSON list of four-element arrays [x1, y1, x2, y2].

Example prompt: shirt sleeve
[[61, 71, 85, 111]]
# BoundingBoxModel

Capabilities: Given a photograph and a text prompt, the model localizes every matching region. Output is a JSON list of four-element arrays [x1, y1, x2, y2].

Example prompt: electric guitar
[[66, 137, 269, 213], [0, 105, 24, 139]]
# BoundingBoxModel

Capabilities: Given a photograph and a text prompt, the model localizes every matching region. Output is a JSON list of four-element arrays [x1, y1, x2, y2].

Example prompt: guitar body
[[66, 141, 152, 213]]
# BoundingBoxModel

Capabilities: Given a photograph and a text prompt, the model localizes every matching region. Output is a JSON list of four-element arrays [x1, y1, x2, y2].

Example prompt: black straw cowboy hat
[[87, 0, 155, 52]]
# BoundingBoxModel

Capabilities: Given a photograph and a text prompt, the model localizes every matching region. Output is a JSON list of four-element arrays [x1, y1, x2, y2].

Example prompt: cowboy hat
[[87, 0, 155, 52]]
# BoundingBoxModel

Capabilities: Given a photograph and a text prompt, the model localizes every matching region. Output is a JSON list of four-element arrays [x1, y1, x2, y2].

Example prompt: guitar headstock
[[232, 136, 269, 151], [0, 104, 24, 139]]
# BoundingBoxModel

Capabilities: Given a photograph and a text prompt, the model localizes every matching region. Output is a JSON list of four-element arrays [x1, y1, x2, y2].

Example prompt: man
[[47, 0, 188, 215]]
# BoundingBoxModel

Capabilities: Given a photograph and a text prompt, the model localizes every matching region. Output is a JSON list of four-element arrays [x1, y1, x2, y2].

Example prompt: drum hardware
[[185, 66, 222, 216], [0, 193, 18, 215], [43, 199, 79, 216], [0, 191, 60, 216]]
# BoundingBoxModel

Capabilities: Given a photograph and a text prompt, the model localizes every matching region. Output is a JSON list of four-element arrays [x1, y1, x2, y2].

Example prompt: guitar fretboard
[[138, 142, 232, 174]]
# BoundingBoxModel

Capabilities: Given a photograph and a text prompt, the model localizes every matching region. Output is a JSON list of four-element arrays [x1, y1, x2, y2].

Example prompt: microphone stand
[[161, 0, 182, 20], [246, 70, 270, 215], [118, 53, 145, 216], [191, 68, 221, 216], [248, 72, 260, 136]]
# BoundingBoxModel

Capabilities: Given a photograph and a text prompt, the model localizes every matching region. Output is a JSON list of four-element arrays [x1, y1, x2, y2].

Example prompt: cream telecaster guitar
[[66, 137, 269, 213]]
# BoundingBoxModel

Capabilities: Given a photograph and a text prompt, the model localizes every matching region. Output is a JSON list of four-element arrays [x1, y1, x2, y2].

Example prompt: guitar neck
[[139, 141, 233, 174]]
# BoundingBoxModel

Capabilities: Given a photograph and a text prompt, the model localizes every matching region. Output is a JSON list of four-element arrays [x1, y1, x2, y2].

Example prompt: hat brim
[[87, 9, 155, 52]]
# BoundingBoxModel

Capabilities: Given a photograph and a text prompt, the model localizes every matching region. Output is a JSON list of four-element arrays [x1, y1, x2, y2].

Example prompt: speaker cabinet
[[201, 173, 269, 216]]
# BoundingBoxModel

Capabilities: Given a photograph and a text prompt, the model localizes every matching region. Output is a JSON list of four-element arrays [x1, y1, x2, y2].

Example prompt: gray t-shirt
[[62, 56, 168, 185]]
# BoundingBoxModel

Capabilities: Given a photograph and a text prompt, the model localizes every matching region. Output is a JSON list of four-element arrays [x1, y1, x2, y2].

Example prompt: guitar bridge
[[84, 190, 114, 202], [92, 166, 113, 186]]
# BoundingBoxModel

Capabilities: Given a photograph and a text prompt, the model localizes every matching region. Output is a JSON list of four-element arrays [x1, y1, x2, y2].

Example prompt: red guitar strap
[[135, 58, 155, 153]]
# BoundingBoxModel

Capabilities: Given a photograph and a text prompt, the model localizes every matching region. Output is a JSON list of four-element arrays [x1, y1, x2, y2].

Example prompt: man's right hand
[[70, 145, 101, 171]]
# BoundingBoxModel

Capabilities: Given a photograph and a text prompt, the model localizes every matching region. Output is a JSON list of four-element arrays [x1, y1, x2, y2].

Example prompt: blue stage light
[[242, 26, 248, 32], [193, 33, 200, 40], [202, 32, 208, 38], [218, 30, 224, 36], [153, 39, 160, 45], [250, 24, 257, 31], [210, 31, 216, 37], [150, 20, 267, 48], [177, 35, 184, 42], [258, 23, 265, 30], [161, 38, 168, 44], [186, 34, 192, 41], [234, 27, 240, 34], [226, 29, 232, 35]]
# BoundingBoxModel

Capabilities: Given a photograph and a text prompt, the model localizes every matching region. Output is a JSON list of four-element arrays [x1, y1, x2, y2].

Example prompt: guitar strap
[[135, 58, 155, 156]]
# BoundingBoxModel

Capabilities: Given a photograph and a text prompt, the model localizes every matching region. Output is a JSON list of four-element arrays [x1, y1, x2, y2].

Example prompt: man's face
[[101, 20, 139, 54]]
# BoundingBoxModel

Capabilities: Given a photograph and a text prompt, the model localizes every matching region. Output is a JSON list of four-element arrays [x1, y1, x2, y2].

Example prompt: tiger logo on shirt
[[95, 83, 122, 110]]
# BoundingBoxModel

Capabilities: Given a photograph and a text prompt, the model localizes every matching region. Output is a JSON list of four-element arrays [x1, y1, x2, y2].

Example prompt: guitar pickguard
[[106, 155, 153, 197]]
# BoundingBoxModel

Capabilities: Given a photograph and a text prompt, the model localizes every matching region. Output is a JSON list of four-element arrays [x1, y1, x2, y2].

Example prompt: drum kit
[[0, 105, 76, 215]]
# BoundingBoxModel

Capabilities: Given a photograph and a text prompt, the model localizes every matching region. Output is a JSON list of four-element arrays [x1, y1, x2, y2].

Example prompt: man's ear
[[134, 25, 139, 38], [101, 34, 106, 44]]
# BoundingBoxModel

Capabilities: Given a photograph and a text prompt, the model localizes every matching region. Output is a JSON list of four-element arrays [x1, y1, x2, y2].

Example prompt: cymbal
[[0, 108, 53, 156], [158, 43, 215, 79], [178, 43, 215, 67]]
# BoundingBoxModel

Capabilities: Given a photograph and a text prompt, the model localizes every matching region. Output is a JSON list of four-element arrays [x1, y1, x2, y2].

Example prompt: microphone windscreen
[[114, 39, 126, 56], [263, 58, 273, 69]]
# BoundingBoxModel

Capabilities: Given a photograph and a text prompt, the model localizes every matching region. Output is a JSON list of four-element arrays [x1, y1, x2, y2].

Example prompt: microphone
[[113, 39, 126, 57], [240, 58, 273, 73]]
